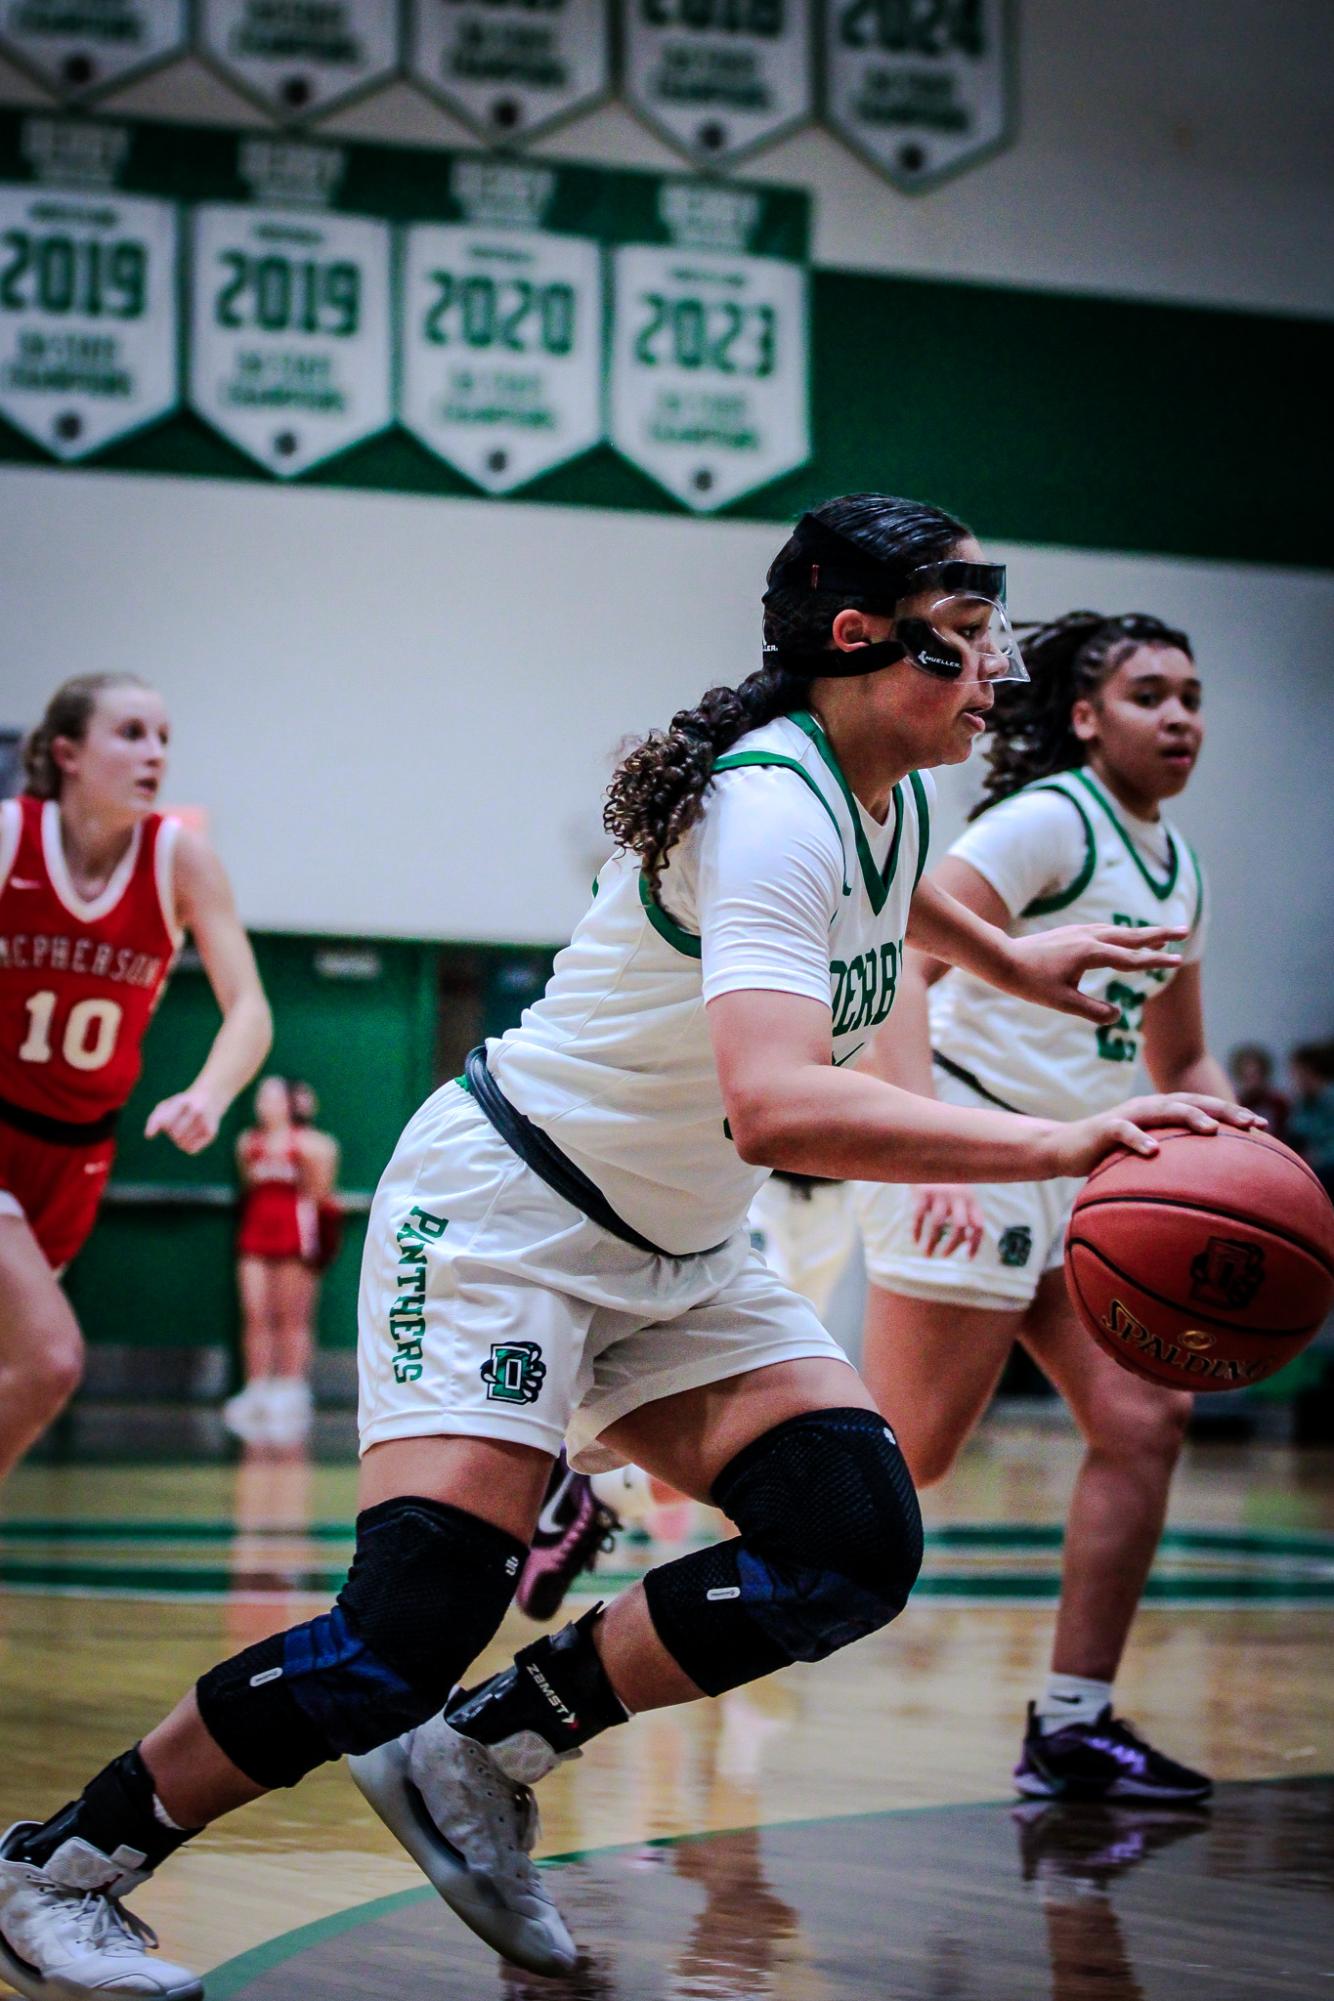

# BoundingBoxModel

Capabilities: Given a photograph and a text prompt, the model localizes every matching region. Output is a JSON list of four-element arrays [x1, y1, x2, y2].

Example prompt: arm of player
[[864, 854, 1027, 1254], [1141, 963, 1235, 1103], [906, 872, 1187, 1027], [708, 989, 1260, 1188], [145, 832, 273, 1155], [298, 1130, 340, 1202]]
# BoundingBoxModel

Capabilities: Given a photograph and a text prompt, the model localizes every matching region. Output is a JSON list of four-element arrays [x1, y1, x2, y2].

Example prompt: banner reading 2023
[[610, 181, 808, 512]]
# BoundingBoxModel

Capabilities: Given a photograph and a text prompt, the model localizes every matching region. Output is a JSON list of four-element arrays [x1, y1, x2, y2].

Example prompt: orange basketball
[[1065, 1127, 1334, 1392]]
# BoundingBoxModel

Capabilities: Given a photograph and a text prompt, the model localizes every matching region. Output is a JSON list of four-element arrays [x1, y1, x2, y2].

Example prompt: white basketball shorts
[[853, 1067, 1083, 1312], [357, 1082, 852, 1472]]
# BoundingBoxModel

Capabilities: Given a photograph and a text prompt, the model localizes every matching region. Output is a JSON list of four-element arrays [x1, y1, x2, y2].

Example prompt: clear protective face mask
[[893, 565, 1028, 686]]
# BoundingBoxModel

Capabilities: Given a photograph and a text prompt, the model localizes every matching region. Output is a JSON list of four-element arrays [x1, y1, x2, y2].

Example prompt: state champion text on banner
[[0, 107, 812, 511], [0, 0, 187, 100]]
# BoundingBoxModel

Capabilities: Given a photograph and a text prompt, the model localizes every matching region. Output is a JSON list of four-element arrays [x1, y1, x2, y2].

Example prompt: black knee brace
[[196, 1496, 526, 1788], [643, 1407, 922, 1698]]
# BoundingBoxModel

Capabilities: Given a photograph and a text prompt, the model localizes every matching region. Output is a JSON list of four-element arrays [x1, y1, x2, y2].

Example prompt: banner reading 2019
[[0, 108, 811, 515]]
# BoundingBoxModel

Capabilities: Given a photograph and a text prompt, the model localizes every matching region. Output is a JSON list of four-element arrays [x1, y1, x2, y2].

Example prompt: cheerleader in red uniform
[[227, 1076, 339, 1443], [0, 674, 272, 1483]]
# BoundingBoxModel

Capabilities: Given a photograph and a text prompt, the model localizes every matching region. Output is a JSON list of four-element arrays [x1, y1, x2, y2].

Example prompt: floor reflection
[[216, 1776, 1333, 2000]]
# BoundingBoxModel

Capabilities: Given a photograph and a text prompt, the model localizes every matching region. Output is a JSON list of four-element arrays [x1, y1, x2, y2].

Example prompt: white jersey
[[490, 709, 932, 1255], [929, 766, 1206, 1123]]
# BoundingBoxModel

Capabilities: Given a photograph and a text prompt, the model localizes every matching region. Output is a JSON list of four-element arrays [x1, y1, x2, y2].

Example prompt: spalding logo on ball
[[1065, 1128, 1334, 1392]]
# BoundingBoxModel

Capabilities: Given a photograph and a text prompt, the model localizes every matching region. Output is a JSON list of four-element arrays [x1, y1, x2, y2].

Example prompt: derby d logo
[[481, 1341, 547, 1406], [1189, 1237, 1265, 1311]]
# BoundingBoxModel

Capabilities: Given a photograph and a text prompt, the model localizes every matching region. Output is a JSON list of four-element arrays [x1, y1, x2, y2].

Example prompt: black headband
[[763, 513, 1004, 614]]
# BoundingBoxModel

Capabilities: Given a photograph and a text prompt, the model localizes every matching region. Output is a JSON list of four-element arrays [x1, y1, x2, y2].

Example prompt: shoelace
[[32, 1879, 159, 1957]]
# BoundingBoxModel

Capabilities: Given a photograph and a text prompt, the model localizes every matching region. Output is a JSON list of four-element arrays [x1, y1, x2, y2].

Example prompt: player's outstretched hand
[[145, 1087, 222, 1155], [1000, 923, 1190, 1023], [1047, 1093, 1266, 1179], [912, 1185, 985, 1259]]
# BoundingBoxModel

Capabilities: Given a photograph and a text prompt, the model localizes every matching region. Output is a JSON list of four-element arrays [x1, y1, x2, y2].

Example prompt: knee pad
[[196, 1496, 526, 1788], [643, 1407, 922, 1698]]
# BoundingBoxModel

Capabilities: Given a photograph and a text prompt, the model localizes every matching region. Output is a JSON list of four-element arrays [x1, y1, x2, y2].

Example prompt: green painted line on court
[[4, 1518, 1332, 1558], [3, 1558, 1333, 1605]]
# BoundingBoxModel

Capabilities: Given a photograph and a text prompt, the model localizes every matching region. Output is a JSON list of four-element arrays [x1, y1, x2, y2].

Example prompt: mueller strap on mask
[[763, 514, 1026, 686]]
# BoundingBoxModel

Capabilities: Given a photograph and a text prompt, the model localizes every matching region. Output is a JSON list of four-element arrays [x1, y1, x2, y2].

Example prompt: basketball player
[[854, 612, 1227, 1802], [227, 1076, 338, 1445], [0, 674, 272, 1486], [0, 504, 1256, 1998]]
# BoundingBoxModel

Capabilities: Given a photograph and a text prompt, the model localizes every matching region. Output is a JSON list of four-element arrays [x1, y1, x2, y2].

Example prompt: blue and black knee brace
[[643, 1406, 923, 1697], [196, 1496, 526, 1788]]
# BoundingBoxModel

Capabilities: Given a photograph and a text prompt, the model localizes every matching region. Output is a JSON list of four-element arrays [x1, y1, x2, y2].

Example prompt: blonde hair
[[22, 674, 150, 799]]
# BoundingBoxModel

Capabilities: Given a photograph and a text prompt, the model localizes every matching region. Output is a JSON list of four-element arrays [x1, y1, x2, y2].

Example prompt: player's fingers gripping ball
[[1065, 1127, 1334, 1391]]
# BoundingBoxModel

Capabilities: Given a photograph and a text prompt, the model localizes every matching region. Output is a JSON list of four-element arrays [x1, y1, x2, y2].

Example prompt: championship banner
[[622, 0, 812, 167], [609, 179, 808, 512], [0, 109, 812, 513], [198, 1, 400, 121], [0, 0, 187, 98], [822, 0, 1015, 191], [400, 159, 604, 495], [190, 199, 392, 477], [406, 0, 610, 144], [0, 179, 178, 460]]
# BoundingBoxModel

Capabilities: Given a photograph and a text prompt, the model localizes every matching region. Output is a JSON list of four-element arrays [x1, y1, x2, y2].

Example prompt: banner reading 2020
[[400, 161, 605, 495], [610, 180, 808, 512]]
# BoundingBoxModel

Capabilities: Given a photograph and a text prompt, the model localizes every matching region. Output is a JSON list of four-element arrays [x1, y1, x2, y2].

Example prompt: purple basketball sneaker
[[1014, 1702, 1212, 1803]]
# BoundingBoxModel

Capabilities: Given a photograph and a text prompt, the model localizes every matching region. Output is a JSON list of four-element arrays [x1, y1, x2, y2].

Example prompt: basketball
[[1066, 1128, 1334, 1391]]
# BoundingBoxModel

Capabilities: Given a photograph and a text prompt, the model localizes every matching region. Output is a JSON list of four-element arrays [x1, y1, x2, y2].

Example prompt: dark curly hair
[[971, 611, 1192, 819], [605, 493, 969, 889]]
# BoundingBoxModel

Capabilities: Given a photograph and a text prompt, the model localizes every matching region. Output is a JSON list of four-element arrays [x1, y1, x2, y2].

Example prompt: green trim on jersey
[[1021, 782, 1098, 916], [788, 711, 905, 916], [638, 869, 702, 958], [908, 770, 931, 890], [712, 749, 852, 895], [637, 743, 860, 960], [1074, 768, 1180, 901]]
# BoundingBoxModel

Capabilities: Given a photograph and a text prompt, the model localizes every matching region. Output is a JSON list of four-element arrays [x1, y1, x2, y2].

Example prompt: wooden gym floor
[[2, 1418, 1332, 1999]]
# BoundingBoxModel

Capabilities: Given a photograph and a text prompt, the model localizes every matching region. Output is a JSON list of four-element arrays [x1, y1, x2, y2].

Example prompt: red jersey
[[236, 1133, 317, 1261], [0, 794, 181, 1128]]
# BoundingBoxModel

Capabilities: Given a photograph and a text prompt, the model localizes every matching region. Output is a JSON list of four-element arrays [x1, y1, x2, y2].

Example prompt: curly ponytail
[[22, 673, 148, 800], [605, 492, 969, 889], [971, 611, 1192, 817]]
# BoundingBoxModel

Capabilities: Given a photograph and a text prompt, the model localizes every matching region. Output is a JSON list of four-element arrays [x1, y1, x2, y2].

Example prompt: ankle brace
[[447, 1606, 628, 1782], [11, 1746, 199, 1890]]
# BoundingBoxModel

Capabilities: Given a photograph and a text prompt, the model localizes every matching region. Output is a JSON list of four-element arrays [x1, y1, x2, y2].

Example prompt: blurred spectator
[[225, 1076, 339, 1446], [1227, 1043, 1290, 1142], [1288, 1041, 1334, 1202]]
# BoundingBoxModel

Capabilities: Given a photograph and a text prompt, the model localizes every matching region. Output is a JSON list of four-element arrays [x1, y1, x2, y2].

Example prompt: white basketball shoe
[[348, 1713, 578, 1977], [0, 1822, 202, 1999]]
